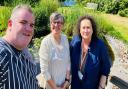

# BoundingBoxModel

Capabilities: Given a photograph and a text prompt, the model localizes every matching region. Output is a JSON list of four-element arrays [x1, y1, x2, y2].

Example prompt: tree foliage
[[1, 0, 39, 7]]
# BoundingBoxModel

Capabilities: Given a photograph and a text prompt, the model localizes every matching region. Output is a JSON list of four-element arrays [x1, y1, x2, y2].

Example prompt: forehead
[[13, 8, 35, 22], [51, 14, 64, 22], [52, 18, 63, 22], [81, 19, 91, 26]]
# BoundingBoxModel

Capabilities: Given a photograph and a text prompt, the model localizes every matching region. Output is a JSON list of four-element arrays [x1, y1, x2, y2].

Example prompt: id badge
[[78, 70, 83, 80]]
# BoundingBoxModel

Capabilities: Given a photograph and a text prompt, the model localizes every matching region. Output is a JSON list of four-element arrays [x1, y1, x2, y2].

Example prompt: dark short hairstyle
[[77, 15, 97, 40]]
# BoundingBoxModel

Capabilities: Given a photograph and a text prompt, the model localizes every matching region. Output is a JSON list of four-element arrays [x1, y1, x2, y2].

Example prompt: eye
[[30, 23, 34, 28], [82, 26, 86, 29], [19, 20, 27, 24], [86, 26, 90, 29]]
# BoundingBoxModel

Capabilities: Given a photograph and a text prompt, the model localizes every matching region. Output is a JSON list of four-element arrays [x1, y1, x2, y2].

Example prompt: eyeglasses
[[52, 21, 63, 25]]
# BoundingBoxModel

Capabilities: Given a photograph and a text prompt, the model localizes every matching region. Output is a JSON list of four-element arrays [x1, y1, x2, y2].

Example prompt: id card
[[78, 71, 83, 80]]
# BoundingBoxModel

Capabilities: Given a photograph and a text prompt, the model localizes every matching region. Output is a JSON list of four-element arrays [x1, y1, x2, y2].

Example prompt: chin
[[82, 36, 88, 39], [20, 44, 28, 50], [19, 41, 30, 47]]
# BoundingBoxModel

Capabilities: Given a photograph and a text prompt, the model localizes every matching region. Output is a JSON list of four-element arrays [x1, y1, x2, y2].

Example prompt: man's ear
[[8, 20, 12, 27]]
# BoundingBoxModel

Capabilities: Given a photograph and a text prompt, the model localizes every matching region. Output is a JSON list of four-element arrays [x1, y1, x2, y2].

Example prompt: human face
[[9, 8, 35, 50], [80, 19, 93, 40], [50, 18, 63, 36]]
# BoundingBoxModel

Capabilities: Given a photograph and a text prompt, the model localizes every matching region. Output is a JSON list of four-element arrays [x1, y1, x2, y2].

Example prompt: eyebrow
[[19, 20, 27, 23], [20, 20, 35, 24]]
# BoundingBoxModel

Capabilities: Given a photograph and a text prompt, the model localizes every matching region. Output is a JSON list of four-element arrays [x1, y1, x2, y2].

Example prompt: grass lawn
[[102, 14, 128, 43]]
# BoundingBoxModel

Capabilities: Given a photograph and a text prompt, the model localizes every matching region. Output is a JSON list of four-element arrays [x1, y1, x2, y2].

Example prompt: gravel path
[[105, 35, 128, 89]]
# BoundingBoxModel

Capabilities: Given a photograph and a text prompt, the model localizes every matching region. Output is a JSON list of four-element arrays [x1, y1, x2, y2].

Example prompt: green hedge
[[33, 0, 59, 38], [118, 8, 128, 17], [0, 6, 11, 36]]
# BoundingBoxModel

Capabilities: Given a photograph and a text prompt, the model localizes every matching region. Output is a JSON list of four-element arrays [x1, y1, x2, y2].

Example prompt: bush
[[33, 0, 59, 38], [104, 0, 128, 14], [119, 0, 128, 10], [39, 0, 59, 16], [118, 8, 128, 17], [105, 1, 120, 14], [118, 10, 126, 17], [0, 6, 11, 36], [4, 0, 39, 7], [29, 37, 43, 60], [33, 7, 49, 38]]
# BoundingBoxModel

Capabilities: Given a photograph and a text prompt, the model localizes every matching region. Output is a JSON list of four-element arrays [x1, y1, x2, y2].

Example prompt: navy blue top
[[0, 38, 39, 89], [70, 35, 111, 89]]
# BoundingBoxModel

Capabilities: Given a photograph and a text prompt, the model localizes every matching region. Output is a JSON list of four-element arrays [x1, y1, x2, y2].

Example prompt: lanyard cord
[[79, 39, 90, 74], [79, 48, 88, 74]]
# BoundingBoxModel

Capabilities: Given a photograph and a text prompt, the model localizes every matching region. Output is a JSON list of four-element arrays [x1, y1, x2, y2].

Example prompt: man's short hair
[[10, 4, 33, 20]]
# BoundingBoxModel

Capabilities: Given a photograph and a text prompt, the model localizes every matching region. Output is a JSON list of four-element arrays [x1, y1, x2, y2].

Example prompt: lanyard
[[79, 49, 88, 74]]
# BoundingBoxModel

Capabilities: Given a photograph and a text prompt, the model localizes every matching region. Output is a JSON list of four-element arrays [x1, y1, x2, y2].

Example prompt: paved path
[[105, 35, 128, 89]]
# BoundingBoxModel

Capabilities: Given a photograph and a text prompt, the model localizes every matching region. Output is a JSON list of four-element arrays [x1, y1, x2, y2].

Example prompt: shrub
[[39, 0, 59, 16], [0, 6, 11, 36], [33, 0, 59, 38], [118, 10, 126, 17], [118, 8, 128, 17], [105, 1, 120, 14], [4, 0, 39, 7], [33, 7, 49, 38], [119, 0, 128, 10], [29, 37, 43, 60]]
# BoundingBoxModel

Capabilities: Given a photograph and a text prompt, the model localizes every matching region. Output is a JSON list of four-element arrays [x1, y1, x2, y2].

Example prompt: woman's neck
[[82, 38, 91, 45], [52, 33, 61, 44], [82, 38, 91, 52]]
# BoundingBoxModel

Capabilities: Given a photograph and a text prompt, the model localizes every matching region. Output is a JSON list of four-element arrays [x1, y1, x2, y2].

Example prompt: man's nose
[[25, 24, 33, 32]]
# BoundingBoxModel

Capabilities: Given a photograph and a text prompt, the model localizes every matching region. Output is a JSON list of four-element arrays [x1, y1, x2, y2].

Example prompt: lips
[[53, 27, 60, 31], [83, 32, 89, 36], [23, 33, 31, 36]]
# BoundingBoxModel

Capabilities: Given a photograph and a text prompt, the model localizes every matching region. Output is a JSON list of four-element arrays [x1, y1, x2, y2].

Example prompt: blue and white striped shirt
[[0, 38, 39, 89]]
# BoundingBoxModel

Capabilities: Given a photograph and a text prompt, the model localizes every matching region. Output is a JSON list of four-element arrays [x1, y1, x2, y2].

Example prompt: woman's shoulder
[[93, 38, 107, 50], [70, 35, 81, 46], [72, 35, 81, 42], [61, 33, 67, 38], [41, 34, 52, 43], [96, 38, 106, 46]]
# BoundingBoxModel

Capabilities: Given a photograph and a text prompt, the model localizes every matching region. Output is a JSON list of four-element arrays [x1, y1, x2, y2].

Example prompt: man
[[0, 4, 39, 89]]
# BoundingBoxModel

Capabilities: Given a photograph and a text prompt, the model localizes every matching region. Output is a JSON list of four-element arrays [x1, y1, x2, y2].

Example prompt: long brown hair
[[77, 15, 98, 40]]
